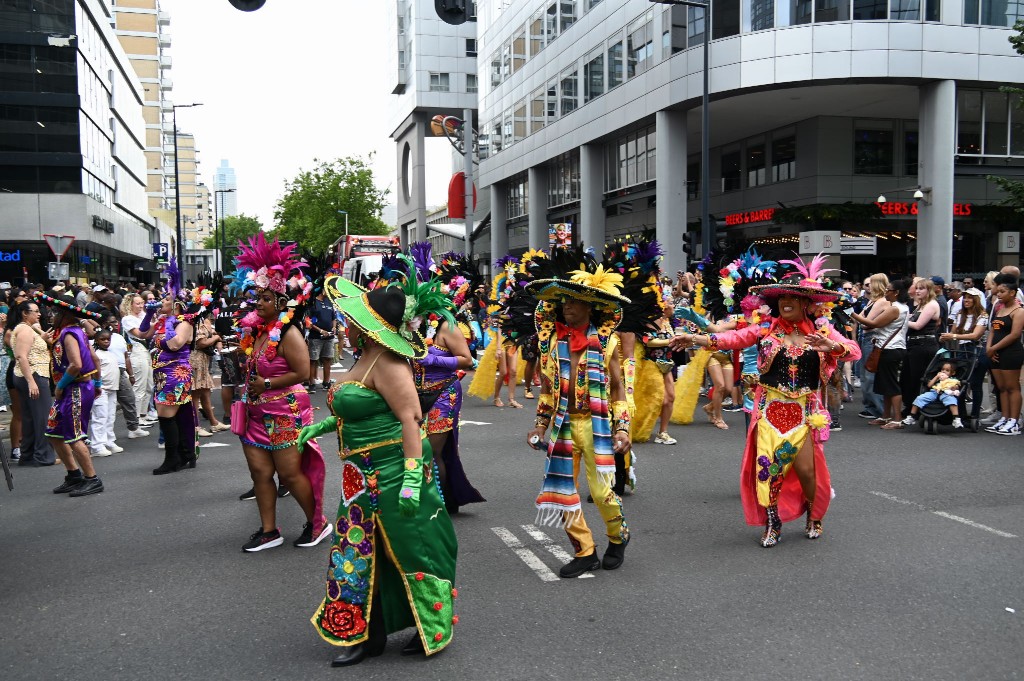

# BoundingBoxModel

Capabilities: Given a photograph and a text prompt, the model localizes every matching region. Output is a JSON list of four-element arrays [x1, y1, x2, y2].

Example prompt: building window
[[852, 0, 888, 19], [627, 13, 654, 78], [721, 148, 742, 191], [663, 5, 688, 56], [530, 9, 546, 56], [490, 54, 501, 87], [957, 90, 982, 159], [507, 173, 529, 219], [503, 109, 513, 149], [429, 73, 450, 92], [467, 74, 478, 93], [550, 151, 581, 207], [531, 87, 546, 134], [514, 101, 527, 142], [560, 0, 578, 32], [560, 67, 577, 116], [608, 40, 624, 89], [546, 2, 559, 43], [712, 0, 741, 38], [512, 29, 526, 73], [745, 0, 775, 30], [815, 0, 850, 22], [854, 123, 894, 174], [747, 142, 766, 187], [772, 134, 796, 181], [466, 38, 477, 57], [606, 125, 656, 191], [687, 6, 706, 47], [687, 156, 701, 200], [490, 119, 503, 154], [904, 124, 919, 176], [984, 90, 1009, 155], [547, 79, 559, 123], [584, 50, 604, 103], [501, 40, 512, 79]]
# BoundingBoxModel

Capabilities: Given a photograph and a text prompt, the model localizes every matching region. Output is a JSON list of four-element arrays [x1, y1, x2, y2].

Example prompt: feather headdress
[[749, 251, 841, 303], [603, 236, 664, 334], [228, 232, 312, 304], [393, 253, 456, 336]]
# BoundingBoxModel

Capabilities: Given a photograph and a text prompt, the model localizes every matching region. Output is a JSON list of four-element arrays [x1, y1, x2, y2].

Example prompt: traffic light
[[435, 0, 470, 25], [682, 230, 699, 258]]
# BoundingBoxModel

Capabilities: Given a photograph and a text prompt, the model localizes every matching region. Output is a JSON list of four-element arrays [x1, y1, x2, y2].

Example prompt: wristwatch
[[263, 378, 272, 391]]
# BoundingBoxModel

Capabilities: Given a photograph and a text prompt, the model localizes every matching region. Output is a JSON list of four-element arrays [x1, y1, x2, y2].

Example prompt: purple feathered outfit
[[412, 343, 485, 507]]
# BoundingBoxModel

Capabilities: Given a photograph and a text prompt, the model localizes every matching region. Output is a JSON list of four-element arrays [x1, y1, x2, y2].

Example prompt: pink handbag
[[230, 401, 248, 437]]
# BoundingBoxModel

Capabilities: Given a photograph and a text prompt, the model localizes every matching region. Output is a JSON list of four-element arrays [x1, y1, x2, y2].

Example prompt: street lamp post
[[430, 112, 479, 259], [650, 0, 711, 258], [214, 188, 235, 274], [337, 209, 349, 237], [171, 103, 202, 262]]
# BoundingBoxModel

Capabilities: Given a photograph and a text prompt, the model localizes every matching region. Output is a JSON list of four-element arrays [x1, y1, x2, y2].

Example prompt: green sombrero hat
[[324, 275, 426, 359]]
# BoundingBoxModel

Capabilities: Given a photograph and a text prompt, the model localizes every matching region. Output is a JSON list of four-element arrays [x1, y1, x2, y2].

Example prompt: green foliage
[[202, 213, 263, 249], [772, 202, 883, 227], [271, 156, 391, 255]]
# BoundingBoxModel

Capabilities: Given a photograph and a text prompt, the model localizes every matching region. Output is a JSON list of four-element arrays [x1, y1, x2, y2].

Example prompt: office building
[[476, 0, 1024, 279], [213, 158, 238, 218]]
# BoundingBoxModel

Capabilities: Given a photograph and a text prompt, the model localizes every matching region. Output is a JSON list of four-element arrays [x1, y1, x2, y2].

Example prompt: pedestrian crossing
[[491, 524, 595, 581]]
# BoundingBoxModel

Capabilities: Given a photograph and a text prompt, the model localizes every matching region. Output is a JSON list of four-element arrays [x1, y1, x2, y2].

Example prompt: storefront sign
[[876, 202, 973, 216], [0, 249, 21, 262], [724, 208, 775, 226], [799, 231, 841, 255], [999, 232, 1020, 253], [840, 237, 877, 256]]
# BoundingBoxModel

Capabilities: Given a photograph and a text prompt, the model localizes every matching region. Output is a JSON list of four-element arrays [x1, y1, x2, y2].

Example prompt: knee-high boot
[[330, 593, 386, 666], [176, 403, 198, 468], [153, 416, 181, 475]]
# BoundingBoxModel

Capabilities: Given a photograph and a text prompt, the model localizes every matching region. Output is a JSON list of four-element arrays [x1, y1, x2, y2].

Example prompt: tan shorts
[[707, 351, 732, 368]]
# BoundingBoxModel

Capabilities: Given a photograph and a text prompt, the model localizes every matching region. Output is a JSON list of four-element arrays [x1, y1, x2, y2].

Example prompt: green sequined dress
[[311, 380, 459, 655]]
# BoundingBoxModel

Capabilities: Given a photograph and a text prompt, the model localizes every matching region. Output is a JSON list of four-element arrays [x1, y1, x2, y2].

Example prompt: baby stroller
[[916, 348, 979, 434]]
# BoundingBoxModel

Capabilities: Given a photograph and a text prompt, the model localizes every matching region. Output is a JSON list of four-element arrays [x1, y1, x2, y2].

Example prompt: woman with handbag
[[302, 278, 458, 665], [670, 254, 861, 548], [853, 279, 909, 428], [231, 234, 329, 553], [900, 277, 943, 418]]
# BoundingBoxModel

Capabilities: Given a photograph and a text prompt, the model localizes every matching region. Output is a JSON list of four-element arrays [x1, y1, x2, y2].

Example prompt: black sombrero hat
[[324, 275, 426, 359]]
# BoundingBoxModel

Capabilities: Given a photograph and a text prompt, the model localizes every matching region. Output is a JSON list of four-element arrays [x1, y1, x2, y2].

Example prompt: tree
[[272, 156, 391, 255], [203, 213, 263, 249], [988, 21, 1024, 210]]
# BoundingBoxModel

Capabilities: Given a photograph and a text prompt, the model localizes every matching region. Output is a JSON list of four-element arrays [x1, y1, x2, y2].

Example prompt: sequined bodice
[[760, 343, 821, 394]]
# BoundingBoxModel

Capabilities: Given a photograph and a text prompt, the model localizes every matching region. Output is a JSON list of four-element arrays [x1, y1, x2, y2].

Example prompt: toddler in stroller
[[903, 360, 963, 429]]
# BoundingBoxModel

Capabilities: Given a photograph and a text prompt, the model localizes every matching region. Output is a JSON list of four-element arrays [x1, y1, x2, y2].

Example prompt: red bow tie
[[556, 322, 590, 353], [775, 317, 816, 337]]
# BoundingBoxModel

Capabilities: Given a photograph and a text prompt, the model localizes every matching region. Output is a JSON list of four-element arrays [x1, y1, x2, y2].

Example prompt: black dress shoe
[[69, 477, 104, 497], [401, 632, 425, 656], [602, 542, 626, 570], [330, 644, 367, 667], [559, 551, 600, 578]]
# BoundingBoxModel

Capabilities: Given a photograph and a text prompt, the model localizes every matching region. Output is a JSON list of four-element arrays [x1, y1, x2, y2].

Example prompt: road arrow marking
[[491, 527, 558, 582], [521, 524, 595, 578]]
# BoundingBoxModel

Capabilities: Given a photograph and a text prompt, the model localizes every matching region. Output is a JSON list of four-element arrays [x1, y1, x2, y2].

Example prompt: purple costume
[[151, 315, 199, 459], [45, 326, 96, 444], [242, 350, 327, 526], [412, 343, 485, 506]]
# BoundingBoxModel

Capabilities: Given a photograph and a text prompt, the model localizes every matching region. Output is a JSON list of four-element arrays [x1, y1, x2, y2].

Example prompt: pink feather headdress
[[230, 232, 313, 303], [749, 252, 842, 303]]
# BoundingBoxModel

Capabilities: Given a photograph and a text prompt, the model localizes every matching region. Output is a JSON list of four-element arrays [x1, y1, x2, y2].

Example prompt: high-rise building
[[0, 0, 162, 285], [476, 0, 1024, 278], [213, 159, 238, 218], [390, 0, 481, 247]]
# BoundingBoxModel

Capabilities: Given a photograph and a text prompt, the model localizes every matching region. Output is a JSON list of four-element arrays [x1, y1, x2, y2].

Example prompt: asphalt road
[[1, 375, 1022, 681]]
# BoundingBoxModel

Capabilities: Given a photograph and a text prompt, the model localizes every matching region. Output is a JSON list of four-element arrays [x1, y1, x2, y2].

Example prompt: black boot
[[331, 596, 385, 666], [153, 417, 181, 475], [401, 632, 425, 656], [177, 410, 198, 469]]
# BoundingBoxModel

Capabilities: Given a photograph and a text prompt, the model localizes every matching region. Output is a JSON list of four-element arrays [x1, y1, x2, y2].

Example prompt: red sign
[[447, 172, 478, 220], [876, 202, 973, 216], [724, 208, 775, 226]]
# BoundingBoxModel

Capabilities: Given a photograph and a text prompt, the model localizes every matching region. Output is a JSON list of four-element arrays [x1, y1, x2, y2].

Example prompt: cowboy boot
[[760, 505, 782, 548]]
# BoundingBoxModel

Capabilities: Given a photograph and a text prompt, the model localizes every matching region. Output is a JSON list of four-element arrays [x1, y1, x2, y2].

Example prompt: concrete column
[[528, 165, 548, 251], [656, 109, 688, 276], [579, 144, 604, 251], [411, 117, 428, 242], [490, 182, 508, 261], [917, 80, 956, 281]]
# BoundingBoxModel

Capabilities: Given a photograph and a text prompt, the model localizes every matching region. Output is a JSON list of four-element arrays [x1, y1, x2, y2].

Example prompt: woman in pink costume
[[231, 234, 329, 553], [671, 255, 861, 547]]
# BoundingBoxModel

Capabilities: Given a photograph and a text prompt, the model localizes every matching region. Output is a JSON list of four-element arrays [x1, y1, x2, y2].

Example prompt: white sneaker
[[0, 405, 7, 412], [981, 411, 1003, 426], [90, 447, 112, 457], [901, 415, 916, 426], [951, 417, 963, 429], [985, 417, 1008, 433], [107, 443, 124, 454], [851, 377, 861, 388], [128, 428, 150, 439], [654, 432, 677, 445], [197, 427, 214, 437], [996, 420, 1020, 436]]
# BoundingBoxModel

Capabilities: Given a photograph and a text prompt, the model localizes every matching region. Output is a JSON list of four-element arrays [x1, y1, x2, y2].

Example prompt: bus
[[333, 235, 400, 287]]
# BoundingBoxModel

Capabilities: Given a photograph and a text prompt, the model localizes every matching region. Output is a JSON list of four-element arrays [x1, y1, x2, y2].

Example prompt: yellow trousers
[[563, 414, 629, 557]]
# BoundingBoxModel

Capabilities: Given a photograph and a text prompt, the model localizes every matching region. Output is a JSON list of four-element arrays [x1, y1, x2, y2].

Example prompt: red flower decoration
[[320, 601, 367, 640], [451, 588, 458, 598], [452, 615, 459, 625], [434, 632, 444, 642], [415, 572, 424, 581], [433, 602, 443, 611]]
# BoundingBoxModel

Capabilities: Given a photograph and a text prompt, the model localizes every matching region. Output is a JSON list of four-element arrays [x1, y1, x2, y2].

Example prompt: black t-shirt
[[306, 298, 335, 337]]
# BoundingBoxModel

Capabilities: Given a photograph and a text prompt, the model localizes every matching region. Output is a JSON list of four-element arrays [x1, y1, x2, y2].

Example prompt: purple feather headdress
[[409, 241, 436, 283], [165, 257, 182, 299], [494, 254, 519, 269]]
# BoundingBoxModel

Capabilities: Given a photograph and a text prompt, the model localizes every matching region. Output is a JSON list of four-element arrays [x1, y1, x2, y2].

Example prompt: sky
[[162, 0, 451, 230]]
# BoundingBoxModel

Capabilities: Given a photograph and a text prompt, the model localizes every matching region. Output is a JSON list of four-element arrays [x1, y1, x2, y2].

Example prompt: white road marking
[[520, 524, 595, 578], [491, 527, 558, 582], [198, 442, 230, 448], [870, 491, 1017, 538], [460, 420, 492, 426]]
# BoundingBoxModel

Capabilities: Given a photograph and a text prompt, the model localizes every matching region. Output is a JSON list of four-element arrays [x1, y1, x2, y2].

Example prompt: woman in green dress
[[302, 280, 458, 667]]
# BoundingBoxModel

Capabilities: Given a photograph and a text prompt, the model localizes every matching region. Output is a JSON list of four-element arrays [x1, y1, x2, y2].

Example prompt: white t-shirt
[[107, 331, 128, 368], [947, 299, 962, 329], [93, 347, 120, 391]]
